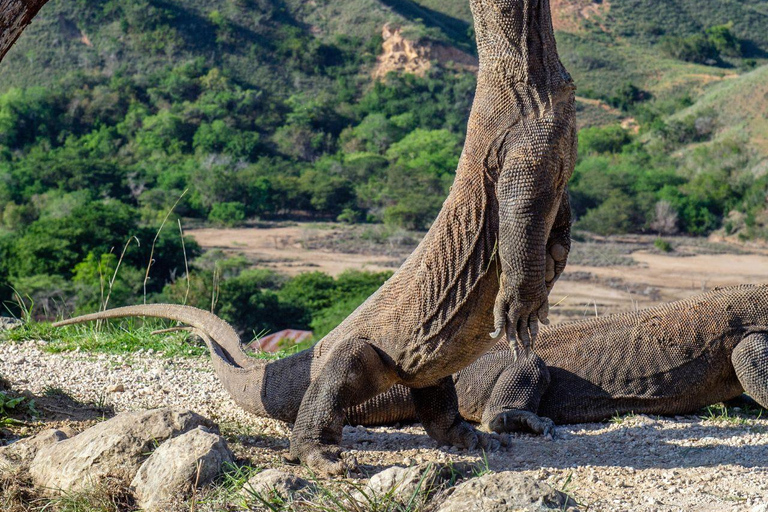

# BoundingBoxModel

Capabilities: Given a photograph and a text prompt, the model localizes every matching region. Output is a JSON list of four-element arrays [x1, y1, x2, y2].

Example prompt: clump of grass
[[609, 411, 637, 425], [1, 320, 207, 358], [0, 391, 38, 426], [42, 386, 71, 399], [700, 403, 758, 425], [35, 479, 132, 512], [654, 238, 673, 252]]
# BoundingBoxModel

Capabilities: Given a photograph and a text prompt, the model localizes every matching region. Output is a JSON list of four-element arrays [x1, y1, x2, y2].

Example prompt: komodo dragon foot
[[285, 442, 348, 477], [412, 376, 507, 453], [486, 410, 555, 438]]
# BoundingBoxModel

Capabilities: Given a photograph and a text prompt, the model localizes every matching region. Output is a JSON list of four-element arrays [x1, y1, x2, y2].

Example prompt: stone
[[107, 383, 125, 393], [131, 426, 234, 511], [240, 468, 311, 500], [435, 471, 578, 512], [29, 407, 213, 492], [0, 317, 22, 331], [354, 464, 450, 505], [0, 428, 73, 473]]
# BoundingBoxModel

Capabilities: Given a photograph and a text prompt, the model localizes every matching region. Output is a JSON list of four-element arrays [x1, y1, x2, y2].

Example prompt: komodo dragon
[[55, 285, 768, 444], [55, 0, 577, 474], [0, 0, 51, 64]]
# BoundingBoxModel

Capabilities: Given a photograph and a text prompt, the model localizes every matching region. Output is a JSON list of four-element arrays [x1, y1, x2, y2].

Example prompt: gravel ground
[[2, 340, 768, 511]]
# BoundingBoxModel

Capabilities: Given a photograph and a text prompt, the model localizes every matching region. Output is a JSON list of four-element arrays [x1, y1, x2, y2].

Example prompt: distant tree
[[706, 23, 742, 58]]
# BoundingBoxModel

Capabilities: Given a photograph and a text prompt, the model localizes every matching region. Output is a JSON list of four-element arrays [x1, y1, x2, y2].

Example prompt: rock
[[29, 408, 213, 492], [354, 464, 450, 505], [0, 317, 22, 331], [131, 426, 233, 511], [240, 469, 311, 500], [0, 428, 73, 472], [436, 471, 578, 512], [751, 504, 768, 512], [107, 383, 125, 393]]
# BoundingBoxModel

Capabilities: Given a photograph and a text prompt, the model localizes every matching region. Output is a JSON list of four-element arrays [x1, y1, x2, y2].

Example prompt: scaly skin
[[53, 0, 576, 475], [357, 284, 768, 434], [55, 285, 768, 446], [0, 0, 50, 63]]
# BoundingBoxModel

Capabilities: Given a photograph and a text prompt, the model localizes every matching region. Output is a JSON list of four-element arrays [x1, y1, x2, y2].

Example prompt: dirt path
[[188, 225, 399, 277], [1, 341, 767, 511]]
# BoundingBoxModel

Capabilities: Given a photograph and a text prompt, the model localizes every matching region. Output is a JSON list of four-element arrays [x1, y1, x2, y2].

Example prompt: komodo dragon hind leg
[[481, 353, 554, 437], [732, 332, 768, 408], [288, 339, 397, 476], [412, 376, 503, 452]]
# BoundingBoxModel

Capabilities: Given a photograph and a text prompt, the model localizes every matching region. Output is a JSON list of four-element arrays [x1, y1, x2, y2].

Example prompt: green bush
[[653, 238, 673, 252], [578, 125, 632, 155], [208, 202, 246, 226], [660, 34, 718, 64]]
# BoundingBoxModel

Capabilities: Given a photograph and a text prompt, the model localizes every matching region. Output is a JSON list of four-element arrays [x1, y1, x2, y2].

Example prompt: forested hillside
[[0, 0, 766, 329]]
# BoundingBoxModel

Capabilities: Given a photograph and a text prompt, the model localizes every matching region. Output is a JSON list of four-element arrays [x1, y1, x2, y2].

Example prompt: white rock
[[241, 468, 311, 500], [436, 471, 578, 512], [0, 428, 73, 472], [354, 464, 449, 506], [131, 426, 233, 511], [29, 408, 213, 493]]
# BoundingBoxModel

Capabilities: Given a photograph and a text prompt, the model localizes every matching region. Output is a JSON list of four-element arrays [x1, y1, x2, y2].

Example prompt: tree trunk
[[0, 0, 49, 63]]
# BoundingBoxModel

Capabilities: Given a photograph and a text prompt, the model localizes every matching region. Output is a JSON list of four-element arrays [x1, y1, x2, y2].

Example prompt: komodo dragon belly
[[393, 268, 501, 385]]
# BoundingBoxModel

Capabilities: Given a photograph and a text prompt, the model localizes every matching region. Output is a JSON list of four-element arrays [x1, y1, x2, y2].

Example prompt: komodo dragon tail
[[52, 305, 312, 420]]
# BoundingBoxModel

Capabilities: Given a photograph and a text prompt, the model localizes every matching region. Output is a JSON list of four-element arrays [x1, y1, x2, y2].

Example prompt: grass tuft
[[1, 320, 207, 358]]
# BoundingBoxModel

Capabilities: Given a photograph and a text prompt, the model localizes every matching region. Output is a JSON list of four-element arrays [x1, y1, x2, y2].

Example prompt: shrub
[[578, 125, 632, 155], [654, 238, 673, 252], [659, 34, 718, 64], [705, 23, 742, 58], [208, 202, 246, 226]]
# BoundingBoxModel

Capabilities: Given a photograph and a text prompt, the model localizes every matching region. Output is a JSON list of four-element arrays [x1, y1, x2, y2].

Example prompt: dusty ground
[[1, 341, 767, 511]]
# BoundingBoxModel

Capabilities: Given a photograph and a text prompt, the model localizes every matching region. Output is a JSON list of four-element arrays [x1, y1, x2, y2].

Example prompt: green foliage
[[578, 125, 632, 155], [654, 238, 673, 252], [706, 23, 742, 57], [208, 202, 246, 226], [0, 390, 37, 424], [217, 269, 305, 337], [660, 34, 719, 64], [660, 23, 742, 64], [606, 83, 648, 112]]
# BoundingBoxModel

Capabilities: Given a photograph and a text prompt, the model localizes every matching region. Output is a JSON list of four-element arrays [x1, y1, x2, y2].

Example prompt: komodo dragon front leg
[[545, 189, 571, 292]]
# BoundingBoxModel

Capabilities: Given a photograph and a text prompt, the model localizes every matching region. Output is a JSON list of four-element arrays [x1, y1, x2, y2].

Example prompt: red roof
[[247, 329, 314, 353]]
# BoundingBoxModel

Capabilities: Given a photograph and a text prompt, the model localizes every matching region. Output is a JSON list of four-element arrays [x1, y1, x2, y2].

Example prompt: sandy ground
[[188, 224, 398, 276], [1, 341, 767, 511]]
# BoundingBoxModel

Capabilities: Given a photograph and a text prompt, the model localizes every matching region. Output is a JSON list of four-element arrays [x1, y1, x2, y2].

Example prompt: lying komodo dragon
[[55, 0, 577, 475], [55, 284, 768, 443]]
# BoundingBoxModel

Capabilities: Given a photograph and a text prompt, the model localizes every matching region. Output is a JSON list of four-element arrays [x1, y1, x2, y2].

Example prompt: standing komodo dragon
[[55, 0, 577, 475], [55, 285, 768, 440]]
